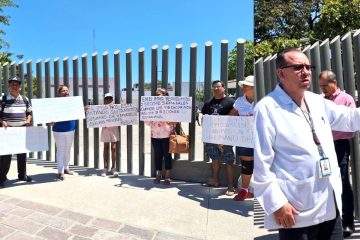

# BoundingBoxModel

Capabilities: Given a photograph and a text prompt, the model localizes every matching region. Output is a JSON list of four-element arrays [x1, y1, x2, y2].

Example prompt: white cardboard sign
[[86, 104, 138, 128], [140, 96, 192, 122], [31, 96, 85, 125], [202, 115, 254, 148], [0, 126, 48, 155]]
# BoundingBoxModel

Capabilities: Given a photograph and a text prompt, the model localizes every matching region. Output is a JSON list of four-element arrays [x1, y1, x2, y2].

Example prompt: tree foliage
[[228, 40, 254, 80], [0, 0, 17, 50]]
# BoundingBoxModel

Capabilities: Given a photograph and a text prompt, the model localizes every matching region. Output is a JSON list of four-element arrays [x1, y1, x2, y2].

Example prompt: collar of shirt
[[325, 88, 341, 101]]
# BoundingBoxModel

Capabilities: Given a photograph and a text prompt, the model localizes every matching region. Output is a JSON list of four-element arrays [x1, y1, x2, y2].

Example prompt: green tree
[[254, 0, 320, 43], [0, 0, 17, 49], [313, 0, 360, 40]]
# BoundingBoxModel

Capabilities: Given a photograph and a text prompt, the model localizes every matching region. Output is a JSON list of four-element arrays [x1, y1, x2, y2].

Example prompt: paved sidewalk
[[0, 159, 255, 240]]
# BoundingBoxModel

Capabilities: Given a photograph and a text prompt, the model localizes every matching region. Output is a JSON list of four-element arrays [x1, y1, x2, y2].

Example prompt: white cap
[[238, 75, 254, 87], [104, 93, 113, 98]]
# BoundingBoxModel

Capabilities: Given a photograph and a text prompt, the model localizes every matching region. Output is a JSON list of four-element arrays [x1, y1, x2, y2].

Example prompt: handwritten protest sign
[[202, 115, 254, 148], [0, 126, 48, 155], [86, 104, 138, 128], [31, 96, 85, 125], [140, 96, 192, 122]]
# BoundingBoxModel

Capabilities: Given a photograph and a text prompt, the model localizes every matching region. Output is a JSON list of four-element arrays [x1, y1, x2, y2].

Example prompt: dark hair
[[57, 85, 69, 95], [212, 80, 225, 87], [276, 47, 303, 69], [319, 70, 337, 83]]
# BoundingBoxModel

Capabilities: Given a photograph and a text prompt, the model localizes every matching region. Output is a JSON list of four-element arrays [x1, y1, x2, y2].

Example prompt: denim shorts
[[236, 147, 254, 157], [205, 143, 234, 164]]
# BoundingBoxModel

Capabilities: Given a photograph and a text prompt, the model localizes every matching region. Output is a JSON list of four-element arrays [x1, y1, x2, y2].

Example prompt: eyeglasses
[[281, 64, 315, 72], [212, 86, 223, 90]]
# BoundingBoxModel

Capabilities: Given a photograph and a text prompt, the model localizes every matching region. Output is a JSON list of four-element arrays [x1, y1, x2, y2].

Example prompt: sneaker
[[234, 188, 252, 201], [101, 169, 108, 177], [18, 175, 33, 183], [111, 168, 119, 177]]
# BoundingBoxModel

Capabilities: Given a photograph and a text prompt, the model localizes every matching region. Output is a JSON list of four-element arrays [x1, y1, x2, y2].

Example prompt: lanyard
[[294, 98, 326, 158]]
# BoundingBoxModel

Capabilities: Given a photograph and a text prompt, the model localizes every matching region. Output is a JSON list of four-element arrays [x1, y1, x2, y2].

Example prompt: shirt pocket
[[277, 176, 321, 211]]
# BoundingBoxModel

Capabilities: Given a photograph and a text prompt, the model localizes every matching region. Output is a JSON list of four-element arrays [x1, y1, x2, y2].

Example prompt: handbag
[[169, 125, 190, 153]]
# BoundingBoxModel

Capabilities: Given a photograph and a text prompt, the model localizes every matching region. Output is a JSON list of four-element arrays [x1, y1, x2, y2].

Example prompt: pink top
[[325, 88, 356, 140], [145, 121, 174, 138]]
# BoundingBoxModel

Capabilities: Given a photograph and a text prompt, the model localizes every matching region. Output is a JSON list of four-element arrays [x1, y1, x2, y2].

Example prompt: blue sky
[[3, 0, 253, 85]]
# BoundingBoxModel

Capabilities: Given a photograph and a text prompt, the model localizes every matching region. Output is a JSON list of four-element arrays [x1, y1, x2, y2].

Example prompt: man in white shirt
[[252, 48, 360, 240]]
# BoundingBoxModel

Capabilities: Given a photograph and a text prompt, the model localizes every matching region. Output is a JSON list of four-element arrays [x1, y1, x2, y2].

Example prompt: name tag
[[319, 157, 331, 178]]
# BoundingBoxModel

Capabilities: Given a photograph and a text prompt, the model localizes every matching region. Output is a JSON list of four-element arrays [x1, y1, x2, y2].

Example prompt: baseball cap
[[8, 76, 22, 84], [238, 75, 254, 87], [104, 93, 113, 98]]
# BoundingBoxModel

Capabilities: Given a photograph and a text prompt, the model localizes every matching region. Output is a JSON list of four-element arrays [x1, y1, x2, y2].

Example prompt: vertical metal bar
[[10, 61, 16, 78], [161, 45, 169, 89], [63, 57, 69, 87], [45, 59, 52, 161], [330, 36, 344, 89], [0, 65, 2, 94], [254, 58, 265, 102], [203, 41, 212, 162], [72, 56, 80, 166], [220, 40, 229, 93], [138, 48, 145, 175], [82, 53, 89, 167], [54, 58, 60, 97], [18, 61, 25, 96], [126, 49, 133, 174], [263, 56, 272, 95], [236, 39, 245, 97], [302, 45, 312, 91], [3, 63, 9, 94], [36, 59, 43, 159], [150, 45, 158, 177], [103, 51, 109, 94], [310, 42, 321, 94], [174, 44, 183, 161], [352, 30, 360, 217], [269, 55, 277, 90], [26, 61, 34, 158], [320, 39, 331, 71], [114, 50, 121, 172], [189, 43, 197, 161], [92, 52, 100, 169]]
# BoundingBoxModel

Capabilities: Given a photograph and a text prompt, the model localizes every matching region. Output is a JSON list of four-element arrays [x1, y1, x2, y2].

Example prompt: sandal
[[163, 179, 171, 185], [201, 181, 219, 188], [225, 188, 235, 196]]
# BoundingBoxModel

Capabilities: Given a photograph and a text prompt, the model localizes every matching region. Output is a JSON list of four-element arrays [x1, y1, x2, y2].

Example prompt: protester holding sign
[[0, 76, 33, 188], [100, 93, 119, 177], [201, 80, 235, 196], [145, 88, 175, 185], [51, 85, 76, 181], [229, 75, 255, 201]]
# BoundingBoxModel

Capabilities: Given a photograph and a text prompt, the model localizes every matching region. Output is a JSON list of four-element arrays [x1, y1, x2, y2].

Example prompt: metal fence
[[254, 29, 360, 218], [3, 39, 246, 179]]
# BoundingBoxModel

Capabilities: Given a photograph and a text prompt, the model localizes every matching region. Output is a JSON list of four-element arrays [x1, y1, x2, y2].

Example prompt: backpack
[[0, 94, 30, 119]]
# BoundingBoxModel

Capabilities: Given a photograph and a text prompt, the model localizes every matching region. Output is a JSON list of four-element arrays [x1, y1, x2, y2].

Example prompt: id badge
[[319, 157, 331, 178]]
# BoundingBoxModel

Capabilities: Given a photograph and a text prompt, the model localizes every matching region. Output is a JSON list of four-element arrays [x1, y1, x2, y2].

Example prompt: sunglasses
[[281, 64, 315, 72], [212, 86, 223, 90]]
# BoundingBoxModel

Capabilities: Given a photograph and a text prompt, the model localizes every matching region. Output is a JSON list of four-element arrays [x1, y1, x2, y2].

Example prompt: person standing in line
[[101, 93, 119, 177], [252, 47, 360, 240], [201, 80, 235, 196], [0, 76, 33, 188], [229, 75, 255, 201], [318, 70, 355, 238], [146, 88, 175, 185], [51, 85, 76, 181]]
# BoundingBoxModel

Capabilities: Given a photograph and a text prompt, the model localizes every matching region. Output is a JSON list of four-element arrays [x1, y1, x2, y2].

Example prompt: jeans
[[334, 139, 354, 227], [279, 210, 343, 240], [151, 138, 172, 170]]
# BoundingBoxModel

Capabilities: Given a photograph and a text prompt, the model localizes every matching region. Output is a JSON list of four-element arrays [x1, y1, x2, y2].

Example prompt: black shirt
[[201, 96, 234, 115]]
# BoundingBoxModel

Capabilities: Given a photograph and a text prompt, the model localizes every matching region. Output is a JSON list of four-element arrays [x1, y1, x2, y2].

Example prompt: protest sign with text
[[0, 126, 48, 155], [140, 96, 192, 122], [31, 96, 85, 125], [202, 115, 254, 148], [86, 104, 138, 128]]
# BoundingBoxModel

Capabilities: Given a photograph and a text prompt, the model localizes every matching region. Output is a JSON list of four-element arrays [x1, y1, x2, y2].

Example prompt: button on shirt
[[252, 84, 360, 229], [324, 89, 356, 140]]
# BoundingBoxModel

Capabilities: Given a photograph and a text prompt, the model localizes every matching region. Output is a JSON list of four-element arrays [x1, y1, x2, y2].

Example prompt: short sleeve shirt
[[201, 96, 235, 115]]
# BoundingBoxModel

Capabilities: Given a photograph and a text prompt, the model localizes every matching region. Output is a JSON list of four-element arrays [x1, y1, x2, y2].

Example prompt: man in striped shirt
[[0, 76, 32, 188]]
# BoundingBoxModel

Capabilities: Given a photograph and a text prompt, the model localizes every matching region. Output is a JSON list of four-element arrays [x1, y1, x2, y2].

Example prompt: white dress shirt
[[252, 84, 360, 229]]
